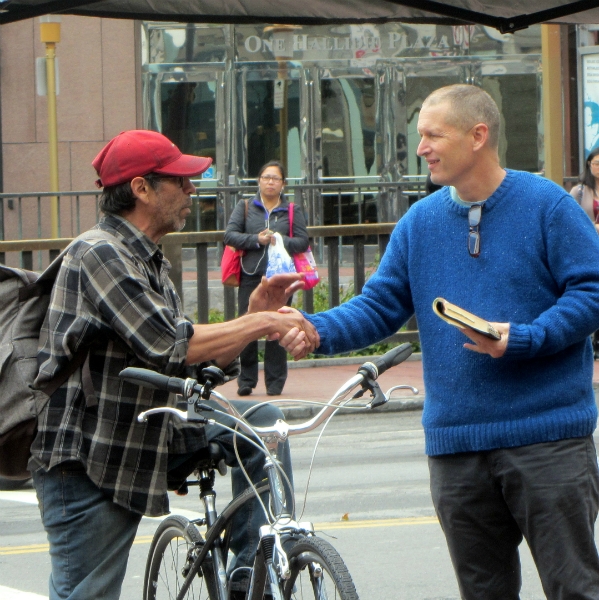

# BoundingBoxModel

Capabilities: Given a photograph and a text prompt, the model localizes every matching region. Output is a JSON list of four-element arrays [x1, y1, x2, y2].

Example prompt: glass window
[[245, 79, 301, 178], [160, 81, 217, 231], [321, 78, 377, 178]]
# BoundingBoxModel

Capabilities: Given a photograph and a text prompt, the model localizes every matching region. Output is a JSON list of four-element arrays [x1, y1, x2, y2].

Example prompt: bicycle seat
[[167, 442, 228, 493], [196, 442, 227, 475]]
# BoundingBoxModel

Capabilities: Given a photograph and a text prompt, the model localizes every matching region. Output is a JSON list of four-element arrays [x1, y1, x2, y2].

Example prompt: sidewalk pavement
[[218, 354, 599, 420]]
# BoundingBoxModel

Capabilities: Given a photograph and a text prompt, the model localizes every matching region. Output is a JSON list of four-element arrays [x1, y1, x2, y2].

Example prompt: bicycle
[[119, 342, 418, 600]]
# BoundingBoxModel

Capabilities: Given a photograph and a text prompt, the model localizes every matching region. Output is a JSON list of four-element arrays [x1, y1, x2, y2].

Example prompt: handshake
[[247, 273, 320, 359]]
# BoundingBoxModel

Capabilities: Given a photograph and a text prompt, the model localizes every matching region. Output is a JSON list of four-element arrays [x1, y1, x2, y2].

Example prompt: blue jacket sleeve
[[506, 196, 599, 358], [305, 220, 414, 355]]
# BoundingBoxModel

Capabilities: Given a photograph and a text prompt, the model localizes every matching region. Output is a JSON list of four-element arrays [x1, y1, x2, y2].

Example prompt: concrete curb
[[279, 395, 425, 421], [260, 352, 423, 370], [262, 352, 599, 420], [262, 353, 425, 419]]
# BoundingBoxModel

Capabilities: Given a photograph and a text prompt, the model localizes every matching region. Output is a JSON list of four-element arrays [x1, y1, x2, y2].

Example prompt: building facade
[[0, 17, 587, 239]]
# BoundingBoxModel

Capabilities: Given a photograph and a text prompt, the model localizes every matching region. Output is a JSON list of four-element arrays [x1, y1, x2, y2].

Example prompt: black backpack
[[0, 230, 114, 480]]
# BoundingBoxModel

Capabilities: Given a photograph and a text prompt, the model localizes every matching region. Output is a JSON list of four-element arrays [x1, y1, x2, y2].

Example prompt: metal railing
[[0, 223, 419, 346], [0, 178, 427, 234], [0, 174, 577, 346]]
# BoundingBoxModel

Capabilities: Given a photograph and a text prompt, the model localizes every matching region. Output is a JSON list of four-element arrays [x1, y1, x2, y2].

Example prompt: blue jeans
[[32, 461, 142, 600], [33, 401, 292, 599]]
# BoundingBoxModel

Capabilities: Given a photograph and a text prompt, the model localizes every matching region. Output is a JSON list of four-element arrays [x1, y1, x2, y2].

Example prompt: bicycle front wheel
[[144, 515, 218, 600], [282, 536, 359, 600]]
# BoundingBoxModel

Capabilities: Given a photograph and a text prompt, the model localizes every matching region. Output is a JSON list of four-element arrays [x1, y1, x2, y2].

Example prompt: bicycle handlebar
[[121, 342, 416, 440], [120, 368, 191, 394]]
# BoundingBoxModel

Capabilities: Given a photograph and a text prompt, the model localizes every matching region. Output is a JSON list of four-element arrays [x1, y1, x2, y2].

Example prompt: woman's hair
[[582, 147, 599, 190], [99, 173, 165, 215], [257, 160, 286, 182]]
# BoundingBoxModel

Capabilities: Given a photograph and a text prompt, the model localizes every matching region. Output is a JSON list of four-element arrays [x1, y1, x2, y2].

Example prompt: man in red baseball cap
[[30, 130, 317, 600], [92, 129, 213, 188]]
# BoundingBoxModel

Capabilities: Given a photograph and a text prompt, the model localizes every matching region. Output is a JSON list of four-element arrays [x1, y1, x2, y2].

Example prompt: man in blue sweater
[[280, 84, 599, 598]]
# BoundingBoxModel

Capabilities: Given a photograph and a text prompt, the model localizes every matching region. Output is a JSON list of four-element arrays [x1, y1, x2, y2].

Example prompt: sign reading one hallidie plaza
[[236, 24, 478, 61], [242, 31, 452, 54]]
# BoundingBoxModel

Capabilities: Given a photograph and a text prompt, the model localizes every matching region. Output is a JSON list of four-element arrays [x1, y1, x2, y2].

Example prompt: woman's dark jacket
[[224, 193, 310, 276]]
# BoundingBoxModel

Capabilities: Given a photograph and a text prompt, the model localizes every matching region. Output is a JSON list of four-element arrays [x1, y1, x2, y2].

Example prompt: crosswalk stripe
[[0, 585, 48, 599], [0, 491, 38, 504]]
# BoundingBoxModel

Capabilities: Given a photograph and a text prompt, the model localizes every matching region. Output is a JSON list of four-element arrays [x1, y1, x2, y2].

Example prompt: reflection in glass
[[321, 78, 377, 178], [320, 78, 378, 229], [161, 81, 217, 230], [245, 79, 301, 178], [482, 74, 539, 171]]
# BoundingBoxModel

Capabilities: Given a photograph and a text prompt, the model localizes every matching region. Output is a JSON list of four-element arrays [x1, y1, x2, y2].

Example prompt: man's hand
[[248, 274, 305, 313], [461, 322, 510, 358], [271, 306, 320, 359]]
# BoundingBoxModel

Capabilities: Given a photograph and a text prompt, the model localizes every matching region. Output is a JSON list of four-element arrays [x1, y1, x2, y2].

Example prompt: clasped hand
[[247, 274, 320, 358]]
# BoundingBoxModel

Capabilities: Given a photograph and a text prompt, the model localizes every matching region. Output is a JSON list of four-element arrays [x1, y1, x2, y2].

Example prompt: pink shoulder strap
[[288, 202, 294, 238]]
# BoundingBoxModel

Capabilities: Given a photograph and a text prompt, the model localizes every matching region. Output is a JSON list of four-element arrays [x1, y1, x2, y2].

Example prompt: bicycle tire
[[144, 515, 218, 600], [282, 536, 359, 600]]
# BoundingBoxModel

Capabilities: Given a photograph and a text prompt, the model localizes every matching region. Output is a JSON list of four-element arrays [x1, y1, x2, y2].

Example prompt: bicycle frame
[[125, 343, 418, 600]]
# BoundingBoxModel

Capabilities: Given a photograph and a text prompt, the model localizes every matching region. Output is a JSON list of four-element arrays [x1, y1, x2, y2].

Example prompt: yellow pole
[[40, 19, 61, 238], [541, 24, 564, 187]]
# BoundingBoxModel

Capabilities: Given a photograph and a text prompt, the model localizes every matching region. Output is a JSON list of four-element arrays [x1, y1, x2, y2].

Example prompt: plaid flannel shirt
[[29, 215, 206, 517]]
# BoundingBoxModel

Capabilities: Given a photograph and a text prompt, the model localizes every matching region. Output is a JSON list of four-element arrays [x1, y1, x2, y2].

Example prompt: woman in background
[[224, 160, 309, 395], [571, 147, 599, 358]]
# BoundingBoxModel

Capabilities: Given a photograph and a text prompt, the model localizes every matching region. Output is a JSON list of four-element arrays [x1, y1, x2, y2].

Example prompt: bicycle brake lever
[[193, 401, 215, 412], [363, 378, 388, 409], [350, 388, 366, 400]]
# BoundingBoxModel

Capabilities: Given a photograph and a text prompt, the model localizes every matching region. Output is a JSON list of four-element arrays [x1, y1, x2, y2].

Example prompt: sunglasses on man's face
[[468, 204, 482, 258]]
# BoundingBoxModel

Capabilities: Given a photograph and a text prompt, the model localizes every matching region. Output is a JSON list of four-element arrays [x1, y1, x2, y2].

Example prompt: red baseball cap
[[92, 130, 212, 188]]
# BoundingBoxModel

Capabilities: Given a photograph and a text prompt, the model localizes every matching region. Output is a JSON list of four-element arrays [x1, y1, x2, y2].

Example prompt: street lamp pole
[[40, 15, 61, 239]]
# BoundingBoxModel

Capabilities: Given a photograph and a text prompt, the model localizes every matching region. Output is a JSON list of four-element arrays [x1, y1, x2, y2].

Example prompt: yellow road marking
[[0, 516, 439, 555]]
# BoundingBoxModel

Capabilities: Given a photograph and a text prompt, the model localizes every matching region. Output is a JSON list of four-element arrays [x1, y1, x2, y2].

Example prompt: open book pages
[[432, 298, 501, 340]]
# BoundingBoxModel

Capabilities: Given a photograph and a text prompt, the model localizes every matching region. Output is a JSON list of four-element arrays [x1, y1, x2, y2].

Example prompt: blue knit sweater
[[307, 170, 599, 456]]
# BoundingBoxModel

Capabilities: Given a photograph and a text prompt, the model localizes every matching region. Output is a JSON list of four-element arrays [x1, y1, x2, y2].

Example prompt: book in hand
[[432, 298, 501, 340]]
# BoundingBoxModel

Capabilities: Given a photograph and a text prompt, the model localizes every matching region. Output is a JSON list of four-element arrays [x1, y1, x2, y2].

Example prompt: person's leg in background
[[237, 275, 261, 395], [173, 400, 293, 596], [32, 461, 141, 600], [263, 294, 293, 395], [263, 340, 288, 396]]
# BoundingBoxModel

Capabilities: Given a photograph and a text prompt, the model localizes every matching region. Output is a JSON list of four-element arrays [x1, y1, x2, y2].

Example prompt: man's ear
[[130, 176, 151, 205], [471, 123, 489, 152]]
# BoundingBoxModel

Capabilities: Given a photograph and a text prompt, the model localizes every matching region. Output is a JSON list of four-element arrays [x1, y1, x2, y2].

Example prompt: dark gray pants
[[429, 436, 599, 600], [237, 274, 288, 394]]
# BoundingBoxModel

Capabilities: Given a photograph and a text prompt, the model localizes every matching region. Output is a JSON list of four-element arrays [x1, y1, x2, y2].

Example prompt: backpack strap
[[288, 202, 294, 238], [40, 349, 93, 398], [35, 229, 127, 407]]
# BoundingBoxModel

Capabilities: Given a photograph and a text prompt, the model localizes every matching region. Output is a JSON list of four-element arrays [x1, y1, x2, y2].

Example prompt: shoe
[[267, 389, 282, 396], [237, 386, 252, 396]]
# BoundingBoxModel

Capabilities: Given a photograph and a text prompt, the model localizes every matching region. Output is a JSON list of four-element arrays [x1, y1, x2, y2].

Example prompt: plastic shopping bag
[[266, 232, 296, 278]]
